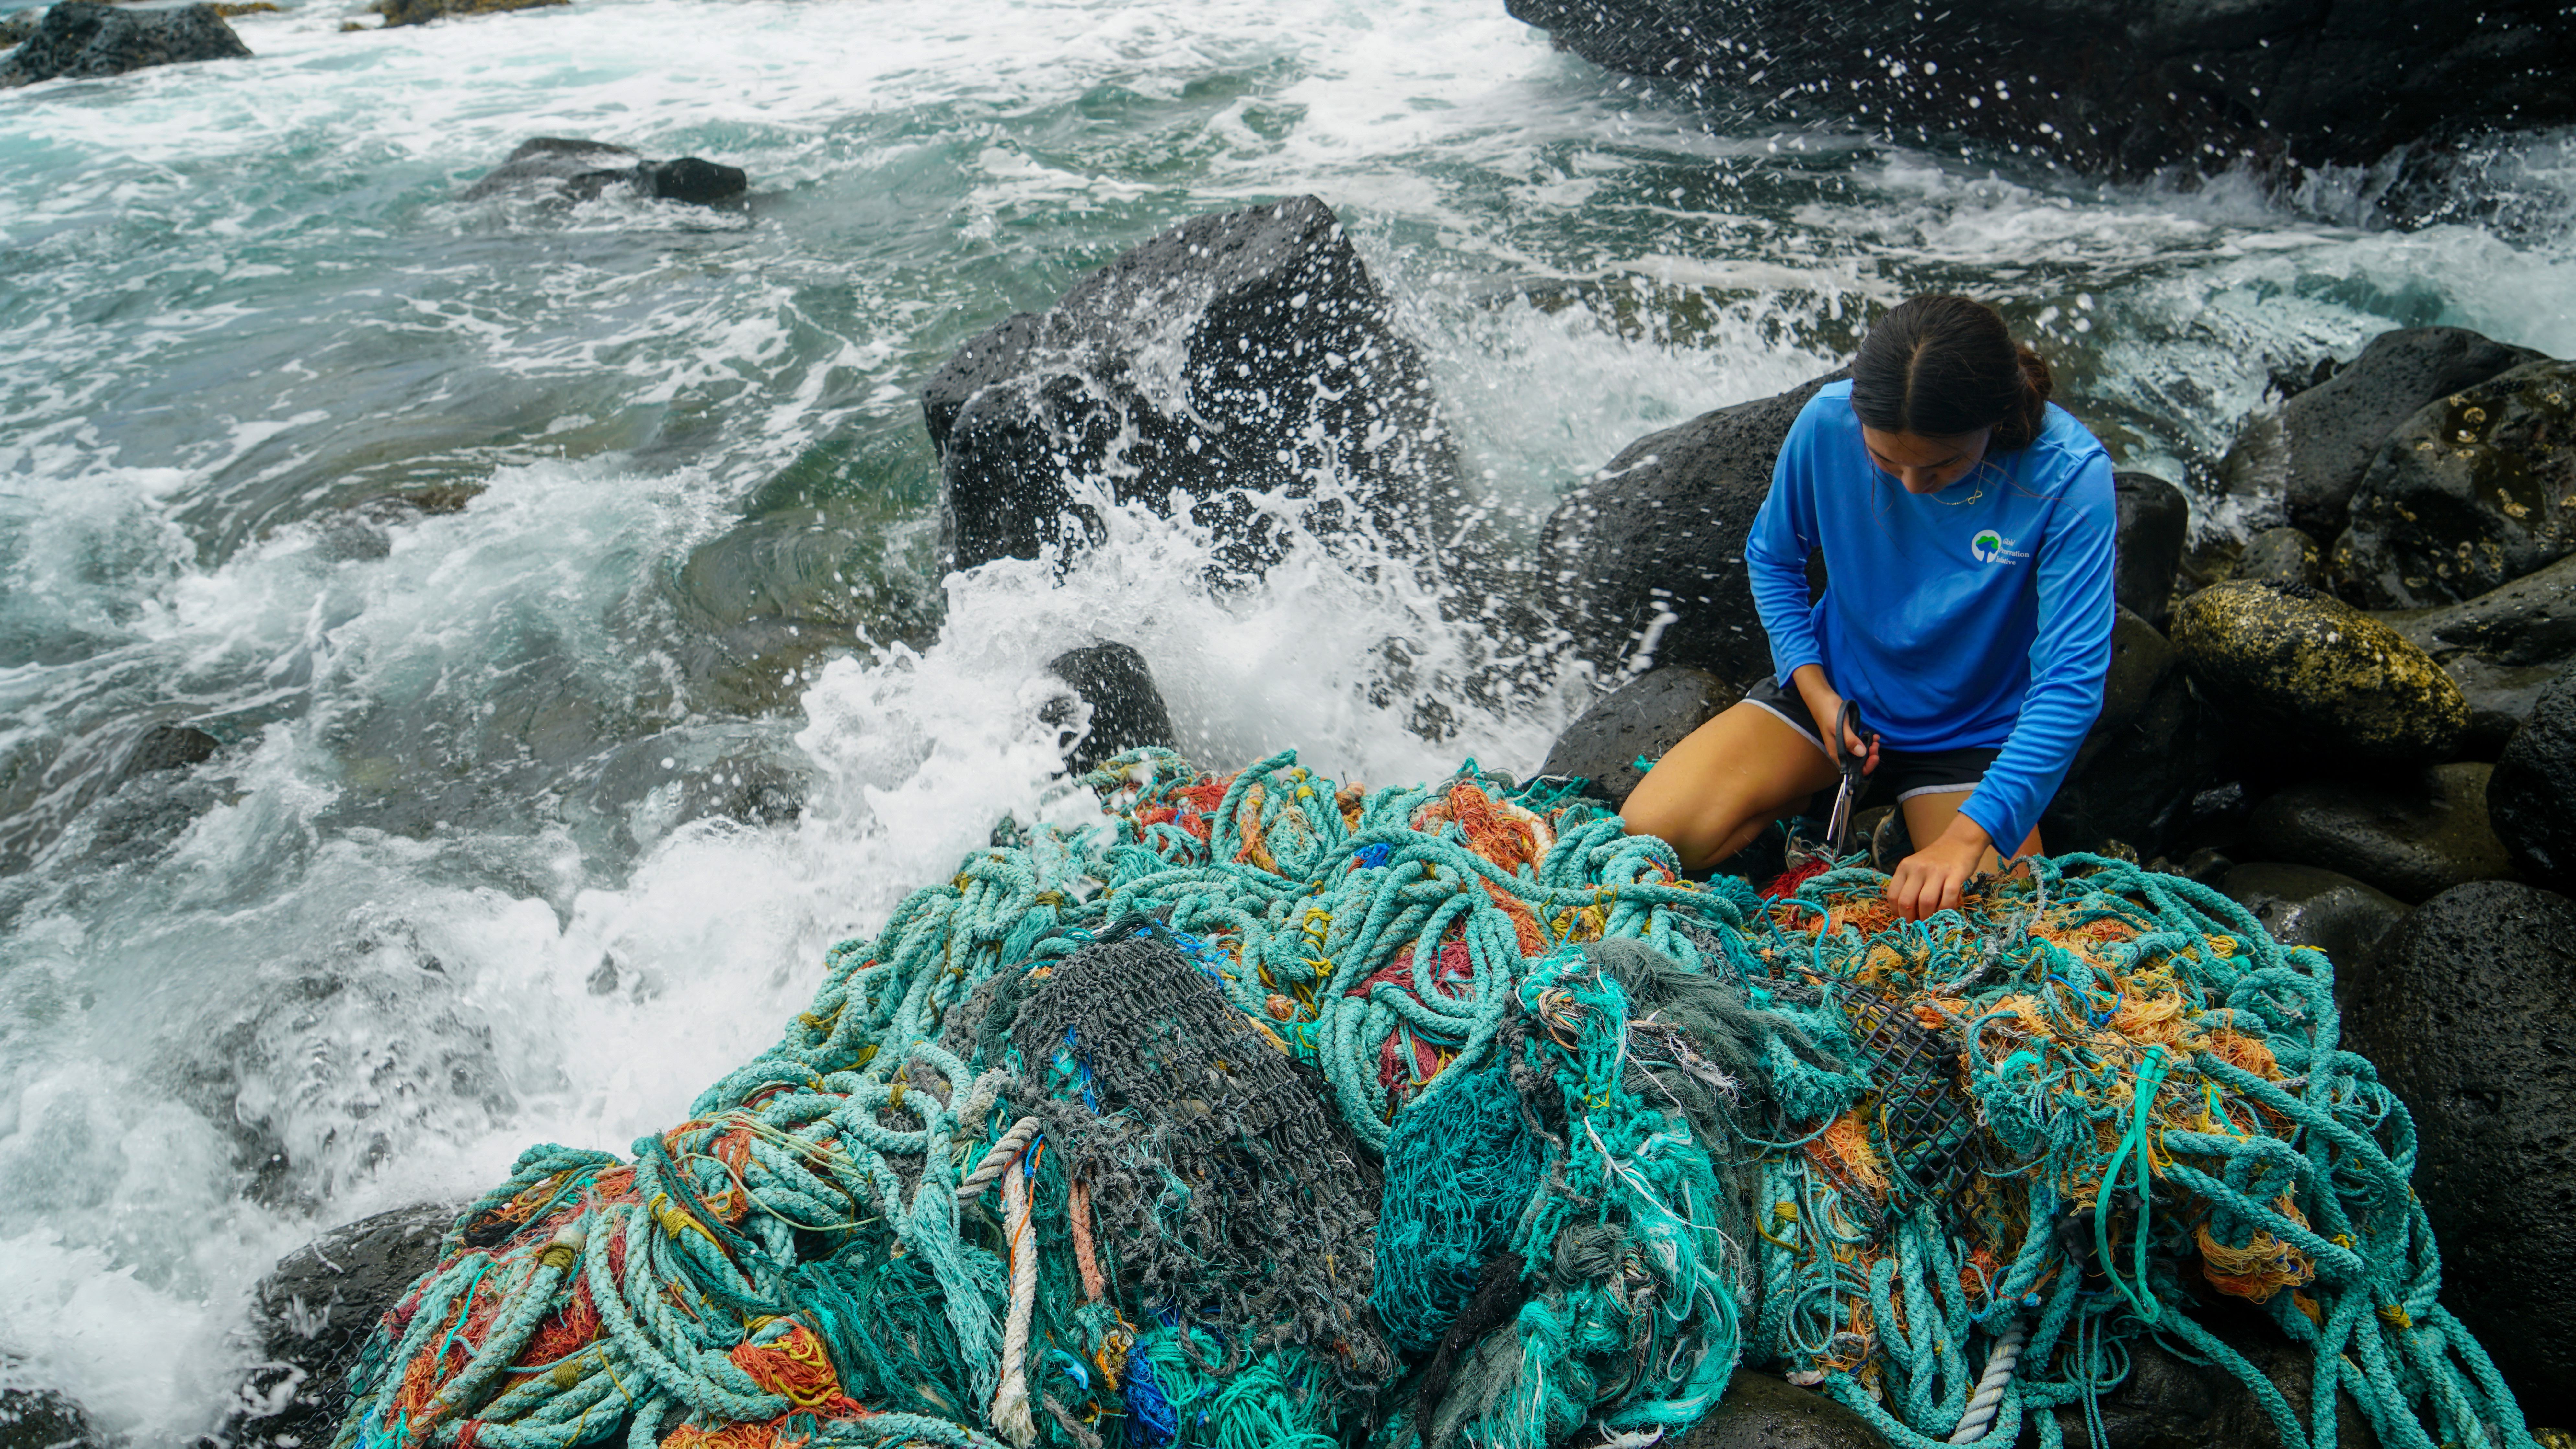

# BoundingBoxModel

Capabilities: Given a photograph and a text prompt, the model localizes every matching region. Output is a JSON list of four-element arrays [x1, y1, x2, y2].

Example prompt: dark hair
[[1849, 295, 2053, 451]]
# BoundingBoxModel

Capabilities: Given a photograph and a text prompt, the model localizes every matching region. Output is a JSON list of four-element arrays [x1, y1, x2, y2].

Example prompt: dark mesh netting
[[1005, 924, 1394, 1401]]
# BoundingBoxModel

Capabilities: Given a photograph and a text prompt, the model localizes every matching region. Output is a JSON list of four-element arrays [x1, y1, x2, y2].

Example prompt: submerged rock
[[2219, 861, 2411, 967], [1502, 0, 2576, 178], [1534, 666, 1743, 808], [2171, 579, 2466, 765], [2487, 665, 2576, 895], [1044, 643, 1178, 774], [224, 1201, 460, 1449], [118, 722, 219, 781], [381, 0, 569, 26], [2332, 359, 2576, 608], [2041, 608, 2204, 859], [2112, 472, 2188, 629], [923, 195, 1458, 577], [2244, 763, 2513, 904], [2342, 881, 2576, 1424], [461, 137, 747, 205], [1538, 368, 1847, 683], [2222, 327, 2543, 541], [0, 1384, 104, 1449], [0, 1, 250, 87], [2385, 550, 2576, 758]]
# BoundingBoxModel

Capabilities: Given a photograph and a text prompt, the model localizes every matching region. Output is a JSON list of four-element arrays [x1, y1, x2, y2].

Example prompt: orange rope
[[1068, 1177, 1107, 1303]]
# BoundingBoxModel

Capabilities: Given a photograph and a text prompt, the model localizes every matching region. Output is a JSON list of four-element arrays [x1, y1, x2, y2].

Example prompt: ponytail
[[1850, 296, 2055, 452]]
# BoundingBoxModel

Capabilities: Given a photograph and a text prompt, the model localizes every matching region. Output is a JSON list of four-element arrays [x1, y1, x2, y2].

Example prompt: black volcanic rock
[[1538, 368, 1846, 683], [462, 138, 746, 206], [2340, 881, 2576, 1423], [0, 1, 250, 87], [923, 195, 1458, 577], [2331, 360, 2576, 609], [2041, 608, 2204, 859], [2112, 471, 2188, 629], [1535, 666, 1743, 808], [1503, 0, 2576, 179], [1044, 643, 1178, 774], [223, 1201, 460, 1449], [2222, 328, 2542, 542]]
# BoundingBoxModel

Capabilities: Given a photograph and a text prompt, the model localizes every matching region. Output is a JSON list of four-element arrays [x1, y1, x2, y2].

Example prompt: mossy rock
[[2171, 578, 2467, 762], [380, 0, 568, 27]]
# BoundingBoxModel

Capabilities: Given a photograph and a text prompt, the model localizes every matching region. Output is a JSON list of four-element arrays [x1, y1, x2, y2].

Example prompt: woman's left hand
[[1887, 816, 1996, 921]]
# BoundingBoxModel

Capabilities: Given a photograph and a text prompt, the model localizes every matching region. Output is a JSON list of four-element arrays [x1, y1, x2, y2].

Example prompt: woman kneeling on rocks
[[1623, 295, 2116, 920]]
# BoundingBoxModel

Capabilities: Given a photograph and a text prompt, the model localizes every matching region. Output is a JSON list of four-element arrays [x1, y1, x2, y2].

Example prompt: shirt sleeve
[[1956, 453, 2118, 851], [1746, 398, 1828, 684]]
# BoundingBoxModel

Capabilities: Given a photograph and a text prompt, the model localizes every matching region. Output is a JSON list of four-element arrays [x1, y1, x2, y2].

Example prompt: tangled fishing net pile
[[335, 748, 2537, 1449]]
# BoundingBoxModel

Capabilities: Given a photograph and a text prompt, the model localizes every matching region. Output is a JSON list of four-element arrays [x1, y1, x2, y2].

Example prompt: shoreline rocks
[[461, 137, 747, 206], [224, 1201, 461, 1449], [2332, 359, 2576, 609], [0, 1, 250, 87], [2171, 579, 2467, 765], [1503, 0, 2576, 179]]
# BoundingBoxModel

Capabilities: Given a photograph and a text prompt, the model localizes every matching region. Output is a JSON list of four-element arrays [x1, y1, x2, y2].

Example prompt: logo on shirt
[[1969, 528, 2030, 565]]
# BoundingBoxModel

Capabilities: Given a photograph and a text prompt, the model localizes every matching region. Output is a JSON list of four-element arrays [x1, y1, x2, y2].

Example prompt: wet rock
[[1673, 1370, 1887, 1449], [224, 1201, 459, 1449], [2232, 526, 2323, 587], [119, 722, 219, 781], [2171, 579, 2467, 765], [2113, 472, 2188, 628], [2244, 763, 2513, 904], [2048, 1337, 2216, 1447], [2332, 359, 2576, 608], [2041, 609, 2206, 859], [0, 1383, 104, 1449], [1043, 643, 1177, 774], [0, 1, 250, 87], [1535, 667, 1743, 808], [2488, 665, 2576, 895], [2385, 546, 2576, 759], [924, 195, 1458, 577], [0, 11, 39, 49], [2223, 328, 2544, 540], [2219, 862, 2410, 966], [1538, 369, 1848, 682], [381, 0, 569, 26], [460, 137, 746, 205], [2342, 881, 2576, 1424], [1502, 0, 2576, 179]]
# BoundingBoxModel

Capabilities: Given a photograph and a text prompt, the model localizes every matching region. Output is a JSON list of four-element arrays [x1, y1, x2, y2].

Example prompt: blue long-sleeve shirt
[[1745, 380, 2117, 851]]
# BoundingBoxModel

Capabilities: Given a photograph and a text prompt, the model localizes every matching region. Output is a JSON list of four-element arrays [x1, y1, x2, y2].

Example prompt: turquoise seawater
[[0, 0, 2570, 1432]]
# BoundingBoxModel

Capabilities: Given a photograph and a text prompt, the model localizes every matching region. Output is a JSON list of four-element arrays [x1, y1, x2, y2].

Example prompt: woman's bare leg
[[1897, 790, 2043, 873], [1620, 702, 1843, 871]]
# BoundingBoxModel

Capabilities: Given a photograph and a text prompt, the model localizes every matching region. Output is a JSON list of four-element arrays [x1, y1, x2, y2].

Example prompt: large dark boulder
[[0, 1384, 103, 1449], [2113, 471, 2188, 629], [1043, 643, 1178, 774], [2332, 359, 2576, 609], [924, 195, 1457, 577], [1538, 369, 1847, 682], [2244, 763, 2513, 904], [2488, 664, 2576, 896], [1675, 1371, 1886, 1449], [2385, 551, 2576, 759], [2041, 608, 2205, 859], [461, 137, 746, 205], [1535, 666, 1743, 808], [1502, 0, 2576, 178], [223, 1201, 459, 1448], [2219, 862, 2410, 967], [0, 1, 250, 87], [2341, 881, 2576, 1423], [2223, 328, 2545, 541], [2171, 579, 2467, 765]]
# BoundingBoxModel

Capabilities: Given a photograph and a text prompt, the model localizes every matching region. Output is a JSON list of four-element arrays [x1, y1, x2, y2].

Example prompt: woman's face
[[1860, 425, 1991, 495]]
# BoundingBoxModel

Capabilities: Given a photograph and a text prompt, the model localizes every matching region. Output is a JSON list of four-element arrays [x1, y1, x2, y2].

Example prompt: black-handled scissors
[[1823, 700, 1878, 858]]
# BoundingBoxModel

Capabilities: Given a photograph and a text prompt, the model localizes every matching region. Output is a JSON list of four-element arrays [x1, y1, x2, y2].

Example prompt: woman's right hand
[[1790, 665, 1879, 774]]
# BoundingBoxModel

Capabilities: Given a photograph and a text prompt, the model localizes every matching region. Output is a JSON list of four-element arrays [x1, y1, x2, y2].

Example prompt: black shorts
[[1741, 676, 2001, 806]]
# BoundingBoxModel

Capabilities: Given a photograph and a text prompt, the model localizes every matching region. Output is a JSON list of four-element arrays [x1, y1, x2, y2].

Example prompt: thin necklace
[[1922, 458, 2001, 506]]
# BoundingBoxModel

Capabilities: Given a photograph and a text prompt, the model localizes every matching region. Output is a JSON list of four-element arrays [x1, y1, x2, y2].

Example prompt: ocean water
[[0, 0, 2569, 1434]]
